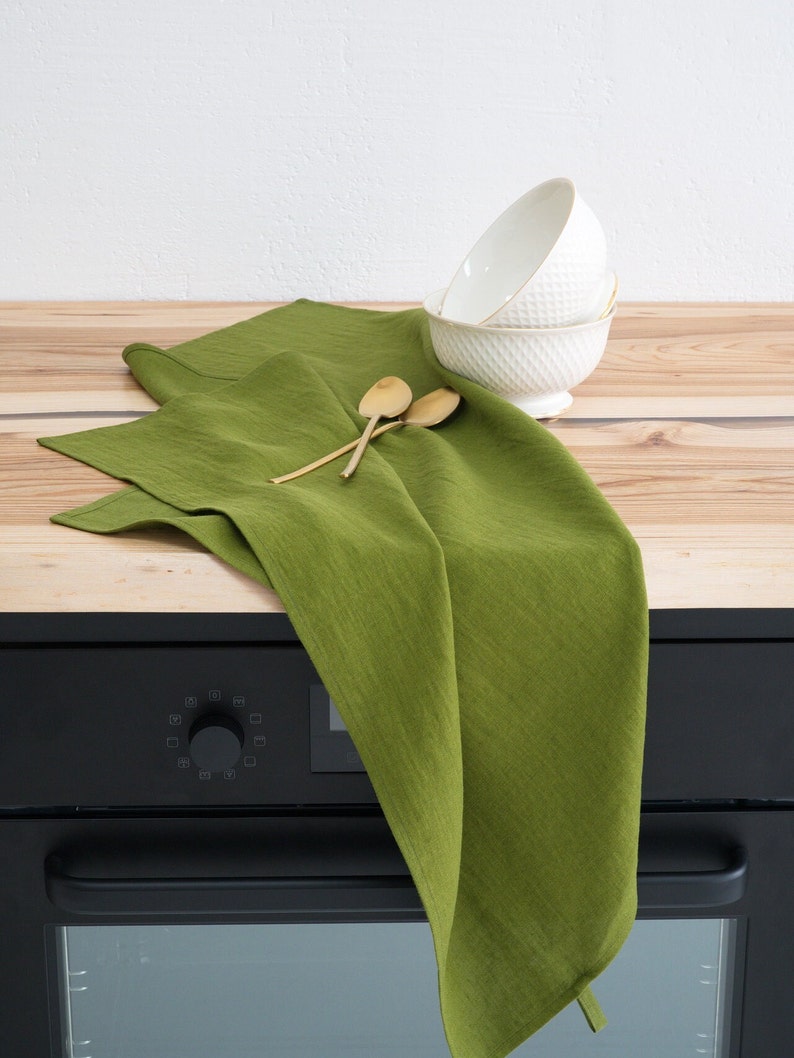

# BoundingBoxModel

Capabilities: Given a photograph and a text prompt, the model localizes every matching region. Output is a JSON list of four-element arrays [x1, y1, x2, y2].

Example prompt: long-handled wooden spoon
[[339, 376, 413, 479], [269, 386, 461, 483]]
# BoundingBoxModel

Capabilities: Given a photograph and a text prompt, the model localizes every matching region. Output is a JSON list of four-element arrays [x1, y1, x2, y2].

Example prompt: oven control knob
[[188, 714, 244, 772]]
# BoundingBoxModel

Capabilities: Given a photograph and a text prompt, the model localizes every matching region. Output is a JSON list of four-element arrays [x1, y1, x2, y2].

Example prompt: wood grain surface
[[2, 302, 792, 611]]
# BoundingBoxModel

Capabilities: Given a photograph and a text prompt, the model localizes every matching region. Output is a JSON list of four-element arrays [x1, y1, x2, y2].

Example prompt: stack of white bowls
[[424, 177, 617, 418]]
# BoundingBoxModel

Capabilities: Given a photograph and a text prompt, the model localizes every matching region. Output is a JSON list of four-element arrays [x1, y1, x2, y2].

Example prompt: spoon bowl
[[398, 386, 461, 427], [340, 376, 413, 479]]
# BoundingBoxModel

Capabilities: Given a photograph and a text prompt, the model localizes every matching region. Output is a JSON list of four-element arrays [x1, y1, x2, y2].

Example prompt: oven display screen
[[309, 684, 365, 772]]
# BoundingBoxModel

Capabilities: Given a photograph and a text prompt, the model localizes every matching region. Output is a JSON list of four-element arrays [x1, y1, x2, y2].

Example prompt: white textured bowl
[[440, 177, 607, 328], [425, 288, 614, 418]]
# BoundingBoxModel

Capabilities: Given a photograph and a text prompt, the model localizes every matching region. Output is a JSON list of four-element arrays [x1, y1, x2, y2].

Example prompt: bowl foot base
[[506, 390, 573, 419]]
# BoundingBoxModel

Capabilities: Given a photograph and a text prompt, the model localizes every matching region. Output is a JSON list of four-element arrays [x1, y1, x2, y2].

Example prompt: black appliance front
[[1, 611, 792, 1057]]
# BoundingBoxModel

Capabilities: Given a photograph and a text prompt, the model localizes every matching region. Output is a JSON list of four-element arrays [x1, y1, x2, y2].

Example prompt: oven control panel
[[165, 687, 270, 782], [1, 645, 376, 809]]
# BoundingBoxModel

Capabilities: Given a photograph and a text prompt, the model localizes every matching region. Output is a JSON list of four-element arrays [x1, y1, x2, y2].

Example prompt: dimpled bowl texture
[[440, 177, 607, 328], [424, 288, 614, 418]]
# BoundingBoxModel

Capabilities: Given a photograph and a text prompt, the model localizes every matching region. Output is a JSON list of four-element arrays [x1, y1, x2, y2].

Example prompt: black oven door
[[2, 809, 792, 1058]]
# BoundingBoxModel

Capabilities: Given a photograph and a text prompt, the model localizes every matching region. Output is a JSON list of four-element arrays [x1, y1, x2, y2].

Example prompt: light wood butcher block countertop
[[2, 301, 793, 612]]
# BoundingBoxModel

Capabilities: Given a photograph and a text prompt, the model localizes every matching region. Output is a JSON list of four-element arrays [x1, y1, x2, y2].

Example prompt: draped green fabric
[[39, 300, 648, 1058]]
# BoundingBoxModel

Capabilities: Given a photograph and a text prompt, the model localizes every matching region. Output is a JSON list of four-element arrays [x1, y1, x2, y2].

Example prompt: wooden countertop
[[2, 301, 793, 612]]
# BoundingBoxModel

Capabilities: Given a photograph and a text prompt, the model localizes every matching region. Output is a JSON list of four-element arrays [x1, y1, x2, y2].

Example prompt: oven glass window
[[57, 918, 735, 1057]]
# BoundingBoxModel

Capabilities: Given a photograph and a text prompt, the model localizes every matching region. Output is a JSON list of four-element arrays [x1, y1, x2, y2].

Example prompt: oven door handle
[[45, 856, 422, 917], [637, 846, 748, 909], [47, 847, 749, 915]]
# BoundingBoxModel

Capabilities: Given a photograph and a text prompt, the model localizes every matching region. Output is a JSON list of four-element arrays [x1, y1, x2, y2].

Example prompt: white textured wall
[[2, 0, 792, 301]]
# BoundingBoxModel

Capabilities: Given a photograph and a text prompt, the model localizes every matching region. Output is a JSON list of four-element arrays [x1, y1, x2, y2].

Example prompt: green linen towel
[[39, 300, 648, 1058]]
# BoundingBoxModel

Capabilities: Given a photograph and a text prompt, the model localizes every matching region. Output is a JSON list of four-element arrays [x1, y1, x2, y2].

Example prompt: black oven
[[1, 610, 792, 1057]]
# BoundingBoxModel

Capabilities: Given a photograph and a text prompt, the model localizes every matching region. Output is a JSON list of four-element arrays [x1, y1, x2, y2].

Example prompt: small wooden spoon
[[339, 376, 413, 479], [269, 387, 460, 483]]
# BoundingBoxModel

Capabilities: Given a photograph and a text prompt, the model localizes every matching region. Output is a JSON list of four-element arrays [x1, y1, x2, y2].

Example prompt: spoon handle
[[339, 414, 381, 479], [269, 421, 403, 484]]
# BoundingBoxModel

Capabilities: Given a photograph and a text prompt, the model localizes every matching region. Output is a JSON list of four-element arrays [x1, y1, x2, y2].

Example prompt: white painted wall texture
[[2, 0, 792, 301]]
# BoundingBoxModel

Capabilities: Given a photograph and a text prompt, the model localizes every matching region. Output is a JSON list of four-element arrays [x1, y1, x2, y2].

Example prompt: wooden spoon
[[269, 387, 460, 483], [339, 376, 413, 479]]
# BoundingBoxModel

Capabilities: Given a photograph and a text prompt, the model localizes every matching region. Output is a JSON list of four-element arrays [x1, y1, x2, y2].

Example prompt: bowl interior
[[441, 178, 575, 325]]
